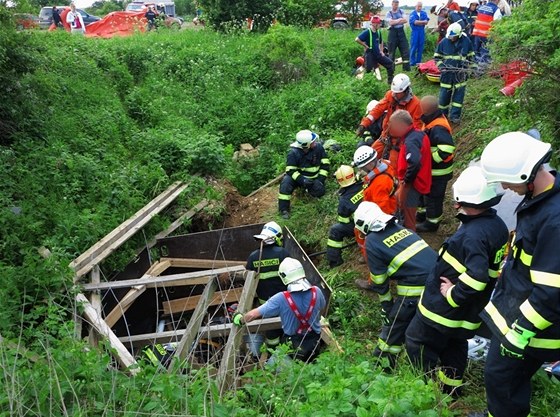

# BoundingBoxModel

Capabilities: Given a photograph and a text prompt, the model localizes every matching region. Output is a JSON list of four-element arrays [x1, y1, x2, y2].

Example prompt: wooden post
[[76, 293, 139, 374], [217, 271, 258, 393], [171, 278, 218, 367], [88, 265, 102, 346]]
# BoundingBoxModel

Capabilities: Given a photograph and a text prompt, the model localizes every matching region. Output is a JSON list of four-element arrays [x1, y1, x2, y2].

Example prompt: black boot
[[416, 221, 439, 233], [329, 259, 344, 269], [416, 211, 426, 223]]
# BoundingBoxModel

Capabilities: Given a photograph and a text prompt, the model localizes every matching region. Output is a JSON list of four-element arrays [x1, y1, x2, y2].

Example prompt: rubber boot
[[416, 220, 439, 233], [416, 211, 426, 223]]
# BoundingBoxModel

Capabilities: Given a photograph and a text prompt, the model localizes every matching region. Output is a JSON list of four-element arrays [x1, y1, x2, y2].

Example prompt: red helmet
[[356, 56, 365, 66], [370, 15, 382, 24]]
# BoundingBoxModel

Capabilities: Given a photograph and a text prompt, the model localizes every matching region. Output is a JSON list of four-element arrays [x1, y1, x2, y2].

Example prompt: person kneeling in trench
[[233, 257, 326, 363]]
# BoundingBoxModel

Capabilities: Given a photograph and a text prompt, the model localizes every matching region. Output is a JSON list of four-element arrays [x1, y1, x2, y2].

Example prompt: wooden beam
[[171, 279, 218, 366], [320, 324, 343, 353], [81, 265, 245, 291], [88, 265, 102, 346], [104, 286, 147, 328], [118, 317, 282, 347], [76, 293, 139, 374], [145, 259, 171, 277], [154, 199, 208, 241], [217, 271, 259, 394], [70, 182, 188, 280], [163, 287, 243, 315], [163, 258, 246, 269], [246, 173, 284, 198]]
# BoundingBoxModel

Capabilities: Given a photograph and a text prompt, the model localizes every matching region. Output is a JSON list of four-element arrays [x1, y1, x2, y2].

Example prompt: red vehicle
[[331, 0, 382, 29], [14, 13, 39, 30]]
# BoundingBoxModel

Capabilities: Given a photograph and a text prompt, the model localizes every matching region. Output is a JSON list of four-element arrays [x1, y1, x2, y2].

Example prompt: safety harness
[[283, 287, 317, 335], [363, 161, 399, 196]]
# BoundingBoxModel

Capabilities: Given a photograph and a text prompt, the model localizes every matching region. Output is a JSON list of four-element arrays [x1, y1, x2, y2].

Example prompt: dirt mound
[[223, 184, 278, 228]]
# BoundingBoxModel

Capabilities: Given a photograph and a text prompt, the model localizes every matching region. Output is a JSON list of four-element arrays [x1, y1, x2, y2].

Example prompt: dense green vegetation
[[1, 0, 559, 414]]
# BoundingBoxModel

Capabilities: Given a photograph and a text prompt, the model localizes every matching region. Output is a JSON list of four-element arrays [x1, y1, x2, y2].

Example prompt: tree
[[199, 0, 281, 31], [277, 0, 335, 28]]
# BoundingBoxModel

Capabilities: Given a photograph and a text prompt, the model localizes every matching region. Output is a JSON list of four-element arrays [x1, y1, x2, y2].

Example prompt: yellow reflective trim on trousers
[[438, 370, 463, 387], [319, 169, 329, 177], [442, 251, 466, 274], [484, 301, 509, 335], [488, 268, 499, 278], [419, 296, 481, 330], [441, 55, 466, 60], [337, 215, 351, 224], [529, 338, 560, 349], [387, 240, 429, 277], [291, 171, 301, 181], [438, 144, 456, 153], [278, 193, 291, 201], [377, 338, 402, 354], [259, 271, 280, 279], [370, 272, 388, 285], [530, 270, 560, 288], [438, 104, 449, 109], [446, 287, 459, 308], [440, 83, 452, 89], [520, 300, 553, 330], [454, 82, 467, 88], [321, 158, 330, 164], [379, 291, 393, 302], [451, 102, 463, 108], [432, 151, 444, 163], [432, 166, 454, 176], [459, 272, 487, 291], [396, 285, 424, 297], [327, 239, 344, 248]]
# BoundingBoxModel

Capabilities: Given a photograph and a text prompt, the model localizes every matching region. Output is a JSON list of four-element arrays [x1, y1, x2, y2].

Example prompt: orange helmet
[[370, 15, 382, 24], [356, 56, 365, 66]]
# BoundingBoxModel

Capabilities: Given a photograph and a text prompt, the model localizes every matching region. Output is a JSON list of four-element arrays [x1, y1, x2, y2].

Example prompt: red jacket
[[397, 127, 432, 195]]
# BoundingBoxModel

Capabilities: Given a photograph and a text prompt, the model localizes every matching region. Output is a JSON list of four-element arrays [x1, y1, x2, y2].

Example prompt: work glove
[[380, 300, 394, 327], [500, 321, 536, 360], [303, 178, 315, 191], [232, 312, 244, 327], [355, 125, 366, 137], [308, 179, 326, 198]]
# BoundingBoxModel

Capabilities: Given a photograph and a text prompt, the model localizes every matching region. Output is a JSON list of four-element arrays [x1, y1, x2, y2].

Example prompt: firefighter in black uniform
[[278, 130, 330, 219], [353, 201, 437, 366], [472, 132, 560, 417], [417, 95, 456, 232], [246, 221, 290, 347], [326, 165, 364, 268], [406, 166, 508, 395]]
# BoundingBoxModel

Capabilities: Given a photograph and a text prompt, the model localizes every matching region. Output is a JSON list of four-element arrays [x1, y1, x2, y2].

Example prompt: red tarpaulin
[[86, 11, 147, 38]]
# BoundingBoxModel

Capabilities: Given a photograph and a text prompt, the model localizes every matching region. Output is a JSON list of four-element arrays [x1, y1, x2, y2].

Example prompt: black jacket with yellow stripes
[[481, 174, 560, 361], [365, 221, 437, 300], [285, 143, 330, 185], [418, 209, 508, 339], [246, 244, 289, 302], [336, 181, 365, 225]]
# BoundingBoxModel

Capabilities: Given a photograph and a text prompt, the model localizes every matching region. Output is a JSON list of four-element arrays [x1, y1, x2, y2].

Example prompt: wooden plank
[[71, 182, 188, 280], [163, 258, 246, 269], [171, 279, 218, 366], [0, 333, 42, 363], [217, 271, 259, 394], [163, 287, 243, 315], [154, 199, 208, 241], [145, 259, 171, 277], [104, 286, 147, 328], [246, 173, 284, 198], [88, 265, 102, 346], [81, 265, 245, 291], [320, 324, 343, 353], [118, 317, 282, 347], [76, 293, 139, 374]]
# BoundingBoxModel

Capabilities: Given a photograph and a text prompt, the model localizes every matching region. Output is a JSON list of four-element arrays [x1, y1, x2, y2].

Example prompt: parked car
[[38, 6, 100, 29], [14, 13, 39, 30]]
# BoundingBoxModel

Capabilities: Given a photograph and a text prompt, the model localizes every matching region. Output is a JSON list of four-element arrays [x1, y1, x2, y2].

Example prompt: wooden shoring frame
[[162, 287, 244, 316]]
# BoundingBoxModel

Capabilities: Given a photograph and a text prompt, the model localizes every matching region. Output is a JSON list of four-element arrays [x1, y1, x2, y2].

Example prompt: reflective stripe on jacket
[[285, 143, 330, 184], [422, 111, 455, 177], [472, 2, 500, 38]]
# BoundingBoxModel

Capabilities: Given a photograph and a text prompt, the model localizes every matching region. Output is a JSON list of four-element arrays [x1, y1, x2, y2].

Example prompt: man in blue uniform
[[386, 0, 411, 71], [409, 2, 429, 67], [355, 15, 395, 83], [473, 132, 560, 417], [406, 166, 508, 395], [353, 201, 437, 366], [278, 130, 330, 219]]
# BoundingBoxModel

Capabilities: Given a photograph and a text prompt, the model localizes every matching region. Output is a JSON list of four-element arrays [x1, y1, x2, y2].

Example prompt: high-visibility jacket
[[284, 143, 330, 185], [335, 181, 364, 225], [472, 2, 501, 38], [362, 90, 423, 169], [481, 175, 560, 361], [365, 221, 437, 299], [246, 244, 289, 302], [397, 127, 432, 195], [421, 111, 455, 178], [363, 161, 398, 215], [434, 34, 475, 85], [447, 1, 460, 11], [418, 209, 509, 338]]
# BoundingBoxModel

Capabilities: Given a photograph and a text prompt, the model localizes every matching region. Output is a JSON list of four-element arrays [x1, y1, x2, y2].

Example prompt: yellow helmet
[[335, 165, 357, 187]]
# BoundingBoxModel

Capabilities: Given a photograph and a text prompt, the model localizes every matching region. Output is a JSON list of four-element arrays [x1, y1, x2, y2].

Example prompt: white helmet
[[453, 166, 504, 208], [480, 132, 552, 184], [446, 22, 462, 38], [291, 130, 318, 149], [353, 202, 394, 234], [253, 221, 283, 246], [335, 165, 357, 187], [366, 99, 380, 114], [278, 257, 312, 292], [353, 146, 378, 168], [391, 73, 411, 94], [435, 4, 447, 14]]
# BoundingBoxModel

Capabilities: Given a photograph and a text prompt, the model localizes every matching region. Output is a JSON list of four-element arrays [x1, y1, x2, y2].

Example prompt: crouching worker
[[327, 165, 364, 268], [354, 201, 437, 367], [406, 166, 508, 396], [278, 130, 330, 219], [233, 257, 326, 363], [246, 221, 289, 348]]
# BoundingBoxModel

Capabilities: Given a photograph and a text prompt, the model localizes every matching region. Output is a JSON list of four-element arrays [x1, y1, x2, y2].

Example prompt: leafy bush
[[278, 0, 335, 28]]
